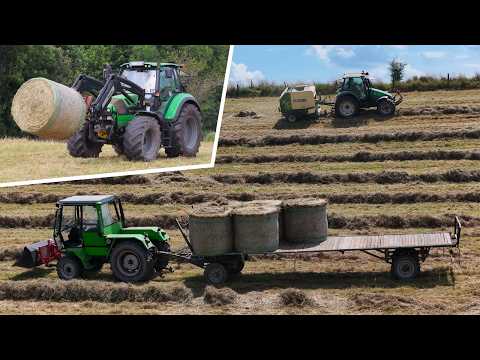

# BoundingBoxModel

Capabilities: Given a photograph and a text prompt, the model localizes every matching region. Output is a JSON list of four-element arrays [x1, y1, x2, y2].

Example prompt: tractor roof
[[343, 72, 370, 79], [58, 195, 117, 206], [120, 61, 182, 69]]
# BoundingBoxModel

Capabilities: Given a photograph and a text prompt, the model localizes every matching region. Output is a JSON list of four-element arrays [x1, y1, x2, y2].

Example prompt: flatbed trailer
[[167, 217, 462, 285]]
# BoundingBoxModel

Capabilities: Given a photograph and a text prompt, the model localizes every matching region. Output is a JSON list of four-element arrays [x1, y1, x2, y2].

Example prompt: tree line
[[0, 45, 229, 137]]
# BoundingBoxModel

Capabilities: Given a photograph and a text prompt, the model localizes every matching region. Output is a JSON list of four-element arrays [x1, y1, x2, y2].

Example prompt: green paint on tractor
[[164, 93, 194, 120]]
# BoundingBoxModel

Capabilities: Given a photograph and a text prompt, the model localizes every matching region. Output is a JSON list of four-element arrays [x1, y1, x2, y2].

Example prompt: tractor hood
[[121, 227, 170, 242], [370, 88, 393, 99]]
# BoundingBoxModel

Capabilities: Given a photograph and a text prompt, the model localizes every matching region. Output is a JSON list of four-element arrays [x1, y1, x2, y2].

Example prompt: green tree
[[389, 58, 407, 89]]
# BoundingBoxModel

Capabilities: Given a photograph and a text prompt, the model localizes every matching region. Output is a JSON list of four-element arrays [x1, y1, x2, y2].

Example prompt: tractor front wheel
[[57, 255, 84, 280], [123, 116, 161, 161], [335, 96, 359, 118], [67, 123, 103, 158], [110, 241, 155, 283], [168, 104, 202, 158], [377, 99, 396, 116]]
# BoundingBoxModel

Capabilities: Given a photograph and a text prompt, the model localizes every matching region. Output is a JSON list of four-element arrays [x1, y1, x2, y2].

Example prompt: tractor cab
[[338, 72, 372, 101], [53, 195, 124, 250]]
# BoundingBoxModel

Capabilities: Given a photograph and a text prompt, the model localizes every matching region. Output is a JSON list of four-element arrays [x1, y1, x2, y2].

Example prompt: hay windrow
[[0, 247, 23, 261], [212, 170, 480, 185], [216, 150, 480, 164], [203, 286, 237, 305], [279, 288, 315, 307], [0, 279, 193, 303], [218, 129, 480, 147]]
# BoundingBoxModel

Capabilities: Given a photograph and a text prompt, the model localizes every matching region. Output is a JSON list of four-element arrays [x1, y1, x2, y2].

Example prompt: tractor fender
[[106, 234, 156, 257], [336, 91, 358, 102], [163, 93, 201, 122], [376, 95, 394, 104]]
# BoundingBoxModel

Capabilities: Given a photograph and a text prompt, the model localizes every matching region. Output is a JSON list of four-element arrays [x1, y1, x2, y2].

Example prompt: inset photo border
[[0, 45, 233, 187]]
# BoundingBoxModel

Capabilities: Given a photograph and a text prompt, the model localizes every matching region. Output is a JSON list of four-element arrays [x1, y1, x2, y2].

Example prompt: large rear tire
[[335, 96, 359, 118], [123, 116, 161, 162], [168, 104, 202, 158], [110, 241, 155, 283], [67, 123, 103, 158]]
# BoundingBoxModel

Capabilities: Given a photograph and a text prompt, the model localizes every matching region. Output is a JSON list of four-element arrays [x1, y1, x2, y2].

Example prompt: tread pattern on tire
[[110, 240, 155, 283], [67, 124, 103, 158], [123, 116, 161, 161], [335, 95, 359, 118], [169, 103, 202, 158]]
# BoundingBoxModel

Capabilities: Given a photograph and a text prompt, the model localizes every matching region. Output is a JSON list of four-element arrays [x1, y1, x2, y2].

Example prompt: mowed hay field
[[1, 89, 480, 314], [0, 138, 214, 183]]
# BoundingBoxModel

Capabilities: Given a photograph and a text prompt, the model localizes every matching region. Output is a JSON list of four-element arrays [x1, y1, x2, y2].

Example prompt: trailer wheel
[[57, 255, 83, 280], [111, 241, 155, 283], [287, 113, 296, 123], [204, 263, 228, 285], [391, 252, 420, 280]]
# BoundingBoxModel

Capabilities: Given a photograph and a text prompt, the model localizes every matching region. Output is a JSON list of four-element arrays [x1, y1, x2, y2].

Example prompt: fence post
[[447, 73, 450, 89], [236, 83, 239, 97], [250, 79, 253, 88]]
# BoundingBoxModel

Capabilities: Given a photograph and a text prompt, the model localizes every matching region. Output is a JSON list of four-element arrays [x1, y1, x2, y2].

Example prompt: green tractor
[[334, 71, 403, 118], [68, 61, 202, 161], [15, 195, 172, 282]]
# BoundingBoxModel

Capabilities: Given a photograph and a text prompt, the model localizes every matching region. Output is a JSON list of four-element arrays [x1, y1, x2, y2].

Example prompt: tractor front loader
[[15, 195, 172, 283], [69, 61, 203, 162]]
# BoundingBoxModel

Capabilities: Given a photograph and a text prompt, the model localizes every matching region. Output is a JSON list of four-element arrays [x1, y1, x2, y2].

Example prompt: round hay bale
[[283, 198, 328, 243], [11, 77, 86, 140], [240, 200, 284, 242], [232, 205, 279, 253], [188, 206, 233, 256]]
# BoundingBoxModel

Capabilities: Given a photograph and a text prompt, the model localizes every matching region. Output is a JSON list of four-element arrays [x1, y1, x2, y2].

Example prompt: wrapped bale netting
[[283, 198, 328, 244], [233, 205, 279, 253], [237, 200, 285, 242], [188, 206, 233, 256], [11, 78, 86, 140]]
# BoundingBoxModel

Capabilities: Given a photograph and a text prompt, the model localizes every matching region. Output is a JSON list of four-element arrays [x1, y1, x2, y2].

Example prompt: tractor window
[[159, 69, 178, 94], [121, 69, 157, 94], [100, 203, 119, 227], [83, 206, 98, 226], [61, 206, 76, 230]]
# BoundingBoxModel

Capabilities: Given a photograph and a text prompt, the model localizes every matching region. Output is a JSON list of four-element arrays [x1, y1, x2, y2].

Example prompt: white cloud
[[228, 62, 265, 86], [404, 64, 425, 78], [422, 51, 446, 59], [307, 45, 355, 62]]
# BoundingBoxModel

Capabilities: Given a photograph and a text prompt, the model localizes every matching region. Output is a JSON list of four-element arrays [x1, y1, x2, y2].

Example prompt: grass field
[[0, 138, 214, 184], [0, 89, 480, 314]]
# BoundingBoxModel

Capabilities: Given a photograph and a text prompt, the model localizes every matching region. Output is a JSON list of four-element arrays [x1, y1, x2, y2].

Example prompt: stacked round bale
[[283, 198, 328, 243], [11, 78, 86, 140], [187, 197, 328, 256]]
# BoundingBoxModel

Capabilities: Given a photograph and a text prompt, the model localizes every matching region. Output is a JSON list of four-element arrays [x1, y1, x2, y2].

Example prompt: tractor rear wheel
[[57, 255, 84, 280], [168, 104, 202, 158], [67, 123, 103, 158], [123, 116, 161, 161], [111, 241, 155, 283], [335, 96, 359, 118], [112, 143, 124, 156], [377, 98, 396, 116]]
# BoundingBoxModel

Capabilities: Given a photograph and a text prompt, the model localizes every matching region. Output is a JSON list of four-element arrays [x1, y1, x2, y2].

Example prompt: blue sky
[[229, 45, 480, 85]]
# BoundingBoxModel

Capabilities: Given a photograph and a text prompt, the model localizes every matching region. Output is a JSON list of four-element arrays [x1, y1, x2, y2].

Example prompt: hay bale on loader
[[283, 198, 328, 243], [11, 78, 86, 140], [236, 200, 285, 242], [232, 205, 279, 253], [188, 206, 234, 256]]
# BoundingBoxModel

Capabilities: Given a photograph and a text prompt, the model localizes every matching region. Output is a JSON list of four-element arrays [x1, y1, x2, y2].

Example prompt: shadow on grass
[[330, 109, 395, 128], [273, 116, 324, 130], [11, 267, 54, 280], [183, 267, 454, 296]]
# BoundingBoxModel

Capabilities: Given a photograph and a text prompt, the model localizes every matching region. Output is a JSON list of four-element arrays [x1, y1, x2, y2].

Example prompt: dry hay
[[0, 279, 193, 303], [75, 175, 151, 185], [216, 150, 480, 164], [279, 288, 315, 307], [0, 247, 23, 261], [212, 169, 480, 185], [11, 78, 86, 140], [218, 129, 480, 147], [203, 285, 238, 305], [350, 292, 446, 313], [235, 111, 258, 118], [399, 105, 480, 116]]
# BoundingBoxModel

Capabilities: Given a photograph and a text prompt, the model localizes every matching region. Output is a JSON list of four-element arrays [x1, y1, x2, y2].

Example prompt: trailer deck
[[275, 231, 456, 254]]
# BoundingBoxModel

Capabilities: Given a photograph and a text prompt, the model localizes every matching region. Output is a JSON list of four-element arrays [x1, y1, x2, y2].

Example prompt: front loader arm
[[89, 74, 146, 120], [72, 75, 104, 97]]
